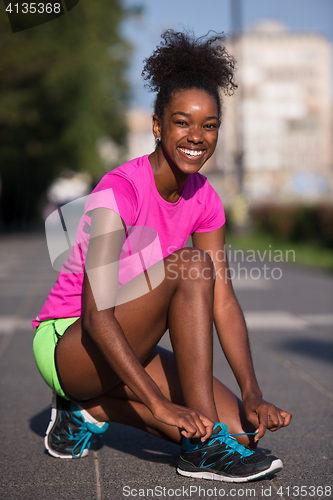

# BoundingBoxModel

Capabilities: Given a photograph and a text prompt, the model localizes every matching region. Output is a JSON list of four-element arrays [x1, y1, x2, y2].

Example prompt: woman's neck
[[149, 148, 189, 204]]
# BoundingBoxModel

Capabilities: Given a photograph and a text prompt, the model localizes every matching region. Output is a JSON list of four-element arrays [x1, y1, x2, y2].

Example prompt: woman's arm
[[82, 208, 213, 440], [192, 226, 292, 440]]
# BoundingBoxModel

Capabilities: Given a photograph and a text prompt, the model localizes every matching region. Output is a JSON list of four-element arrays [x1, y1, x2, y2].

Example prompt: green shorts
[[33, 317, 79, 400]]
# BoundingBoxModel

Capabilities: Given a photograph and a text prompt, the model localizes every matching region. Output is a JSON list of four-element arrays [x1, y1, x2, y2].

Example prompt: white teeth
[[179, 148, 204, 157]]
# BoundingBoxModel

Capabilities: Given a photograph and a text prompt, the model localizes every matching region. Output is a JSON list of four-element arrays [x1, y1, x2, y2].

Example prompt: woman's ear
[[152, 114, 162, 141]]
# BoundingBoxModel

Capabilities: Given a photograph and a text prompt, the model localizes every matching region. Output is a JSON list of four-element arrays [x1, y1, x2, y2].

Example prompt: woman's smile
[[178, 147, 206, 160]]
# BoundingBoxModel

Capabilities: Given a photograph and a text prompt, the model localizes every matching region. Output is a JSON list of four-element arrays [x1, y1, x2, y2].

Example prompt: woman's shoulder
[[89, 156, 148, 203], [84, 155, 150, 223], [189, 173, 225, 232], [103, 155, 150, 183]]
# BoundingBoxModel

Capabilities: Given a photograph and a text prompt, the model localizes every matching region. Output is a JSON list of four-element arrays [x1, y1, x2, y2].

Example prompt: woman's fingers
[[255, 405, 292, 440], [199, 415, 215, 441], [280, 409, 292, 427], [153, 401, 214, 441], [266, 406, 284, 431], [182, 413, 214, 441], [244, 395, 292, 441], [254, 405, 269, 441], [254, 404, 282, 439], [178, 409, 214, 440], [267, 408, 292, 432]]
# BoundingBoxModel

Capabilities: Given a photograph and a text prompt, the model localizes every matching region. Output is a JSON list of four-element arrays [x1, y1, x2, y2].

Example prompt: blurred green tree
[[0, 1, 131, 229]]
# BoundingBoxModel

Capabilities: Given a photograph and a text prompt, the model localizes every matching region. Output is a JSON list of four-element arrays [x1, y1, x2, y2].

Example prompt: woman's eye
[[205, 123, 217, 129], [175, 120, 187, 126]]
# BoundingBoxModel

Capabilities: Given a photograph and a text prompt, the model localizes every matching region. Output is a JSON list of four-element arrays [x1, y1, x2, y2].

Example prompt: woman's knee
[[165, 248, 215, 283]]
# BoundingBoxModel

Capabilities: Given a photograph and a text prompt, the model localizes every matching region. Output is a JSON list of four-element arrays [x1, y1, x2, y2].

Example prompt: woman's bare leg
[[56, 249, 254, 445]]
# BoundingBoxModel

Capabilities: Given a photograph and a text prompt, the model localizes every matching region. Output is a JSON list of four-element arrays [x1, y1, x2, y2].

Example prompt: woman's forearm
[[214, 298, 262, 398]]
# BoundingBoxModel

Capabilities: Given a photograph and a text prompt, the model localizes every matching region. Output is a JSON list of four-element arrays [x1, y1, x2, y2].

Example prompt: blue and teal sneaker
[[45, 393, 109, 459], [177, 423, 283, 482]]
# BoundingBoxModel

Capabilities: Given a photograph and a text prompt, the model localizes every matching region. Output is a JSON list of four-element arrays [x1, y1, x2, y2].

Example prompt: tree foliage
[[0, 1, 131, 229]]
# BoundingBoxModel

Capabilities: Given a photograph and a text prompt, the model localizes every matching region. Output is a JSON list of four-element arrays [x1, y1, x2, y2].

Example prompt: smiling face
[[153, 88, 220, 176]]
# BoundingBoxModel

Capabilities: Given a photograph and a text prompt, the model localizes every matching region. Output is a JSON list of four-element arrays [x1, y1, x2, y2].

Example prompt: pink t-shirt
[[32, 155, 225, 327]]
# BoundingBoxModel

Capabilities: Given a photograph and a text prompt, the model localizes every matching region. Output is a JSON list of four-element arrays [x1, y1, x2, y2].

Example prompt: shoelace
[[70, 429, 93, 458], [63, 412, 93, 458], [210, 429, 257, 458]]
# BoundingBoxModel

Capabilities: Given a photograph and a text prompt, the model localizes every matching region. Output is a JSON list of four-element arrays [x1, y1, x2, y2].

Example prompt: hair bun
[[142, 29, 236, 96]]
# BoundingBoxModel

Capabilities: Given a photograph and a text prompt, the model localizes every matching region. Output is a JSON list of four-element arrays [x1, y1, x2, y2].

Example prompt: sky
[[122, 0, 333, 109]]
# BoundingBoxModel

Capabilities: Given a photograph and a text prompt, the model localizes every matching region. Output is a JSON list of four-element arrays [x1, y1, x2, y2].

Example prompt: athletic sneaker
[[45, 393, 109, 458], [177, 423, 283, 482]]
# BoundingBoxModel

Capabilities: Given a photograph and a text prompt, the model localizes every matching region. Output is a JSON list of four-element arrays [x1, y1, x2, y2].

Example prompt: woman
[[33, 30, 291, 482]]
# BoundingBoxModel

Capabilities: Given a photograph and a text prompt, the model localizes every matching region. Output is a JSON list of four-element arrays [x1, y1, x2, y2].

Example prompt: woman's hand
[[242, 392, 292, 441], [152, 398, 214, 442]]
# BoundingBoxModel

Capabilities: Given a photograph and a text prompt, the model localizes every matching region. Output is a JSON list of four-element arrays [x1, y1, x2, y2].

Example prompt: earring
[[155, 136, 161, 146]]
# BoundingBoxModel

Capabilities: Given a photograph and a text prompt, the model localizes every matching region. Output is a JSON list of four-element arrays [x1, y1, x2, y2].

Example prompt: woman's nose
[[187, 126, 203, 143]]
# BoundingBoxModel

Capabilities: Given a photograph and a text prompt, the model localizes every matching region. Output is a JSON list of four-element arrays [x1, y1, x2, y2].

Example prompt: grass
[[225, 230, 333, 273]]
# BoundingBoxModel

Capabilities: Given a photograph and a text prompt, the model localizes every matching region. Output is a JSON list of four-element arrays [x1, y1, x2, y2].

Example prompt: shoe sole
[[45, 403, 89, 459], [177, 459, 283, 483]]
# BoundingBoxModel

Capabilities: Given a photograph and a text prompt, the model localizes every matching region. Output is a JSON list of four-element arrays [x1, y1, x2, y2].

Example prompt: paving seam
[[250, 332, 333, 400], [270, 478, 285, 499], [94, 450, 102, 500]]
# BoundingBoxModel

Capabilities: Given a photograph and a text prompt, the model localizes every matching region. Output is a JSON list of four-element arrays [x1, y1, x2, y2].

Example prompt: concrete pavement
[[0, 233, 332, 500]]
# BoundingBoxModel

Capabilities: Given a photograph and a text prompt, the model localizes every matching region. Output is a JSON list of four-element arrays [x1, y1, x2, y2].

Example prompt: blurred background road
[[1, 0, 333, 498], [0, 233, 332, 499]]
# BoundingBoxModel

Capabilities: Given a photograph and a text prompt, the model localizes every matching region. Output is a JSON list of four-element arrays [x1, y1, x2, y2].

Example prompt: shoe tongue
[[213, 423, 229, 435]]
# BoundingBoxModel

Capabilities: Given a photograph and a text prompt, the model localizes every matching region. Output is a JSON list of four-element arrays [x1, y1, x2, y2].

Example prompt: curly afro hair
[[142, 30, 237, 120]]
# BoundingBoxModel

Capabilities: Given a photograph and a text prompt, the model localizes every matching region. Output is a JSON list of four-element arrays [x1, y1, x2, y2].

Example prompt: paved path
[[0, 233, 332, 500]]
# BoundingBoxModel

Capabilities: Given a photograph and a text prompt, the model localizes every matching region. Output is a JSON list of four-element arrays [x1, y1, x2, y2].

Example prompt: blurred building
[[95, 110, 155, 169], [212, 20, 333, 205]]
